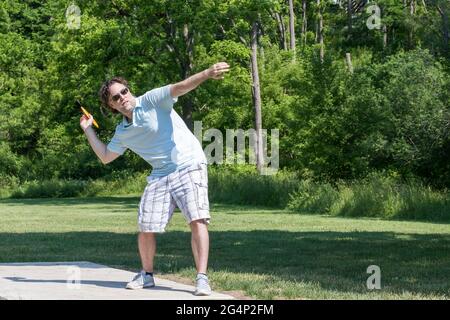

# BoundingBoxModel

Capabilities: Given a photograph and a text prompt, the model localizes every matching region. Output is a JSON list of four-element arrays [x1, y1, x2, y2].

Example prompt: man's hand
[[206, 62, 230, 80], [170, 62, 230, 98], [80, 114, 94, 132]]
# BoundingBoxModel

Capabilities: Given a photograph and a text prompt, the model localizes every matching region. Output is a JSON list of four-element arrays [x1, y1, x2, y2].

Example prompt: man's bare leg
[[190, 219, 209, 274], [138, 232, 156, 273]]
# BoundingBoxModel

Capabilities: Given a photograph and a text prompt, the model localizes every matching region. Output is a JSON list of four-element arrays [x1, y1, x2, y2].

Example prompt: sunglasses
[[111, 87, 129, 102]]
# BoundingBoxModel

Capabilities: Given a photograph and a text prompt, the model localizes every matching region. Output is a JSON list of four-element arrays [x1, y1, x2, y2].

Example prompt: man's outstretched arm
[[80, 115, 120, 164], [170, 62, 230, 98]]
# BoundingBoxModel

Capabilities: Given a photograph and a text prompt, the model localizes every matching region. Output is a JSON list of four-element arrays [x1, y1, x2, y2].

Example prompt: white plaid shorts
[[138, 163, 210, 233]]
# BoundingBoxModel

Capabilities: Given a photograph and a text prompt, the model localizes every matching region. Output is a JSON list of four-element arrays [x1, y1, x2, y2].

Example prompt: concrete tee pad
[[0, 262, 235, 300]]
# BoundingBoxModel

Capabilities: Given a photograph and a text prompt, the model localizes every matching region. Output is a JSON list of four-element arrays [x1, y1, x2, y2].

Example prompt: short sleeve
[[139, 85, 178, 112], [107, 132, 127, 155]]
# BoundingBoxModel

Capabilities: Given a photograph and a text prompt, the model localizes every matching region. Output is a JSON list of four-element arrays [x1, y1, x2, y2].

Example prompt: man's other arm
[[170, 62, 230, 98]]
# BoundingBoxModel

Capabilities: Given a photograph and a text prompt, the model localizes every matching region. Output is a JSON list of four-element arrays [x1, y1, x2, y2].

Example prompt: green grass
[[1, 196, 449, 299]]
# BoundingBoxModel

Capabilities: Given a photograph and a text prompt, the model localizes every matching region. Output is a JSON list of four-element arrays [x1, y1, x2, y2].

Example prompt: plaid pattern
[[138, 163, 210, 233]]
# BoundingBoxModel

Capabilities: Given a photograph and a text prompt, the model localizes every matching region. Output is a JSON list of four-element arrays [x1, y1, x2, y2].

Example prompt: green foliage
[[257, 47, 449, 183], [373, 49, 449, 181], [288, 171, 450, 222], [10, 171, 149, 199], [0, 0, 449, 193], [208, 164, 298, 207], [287, 180, 339, 214], [11, 179, 91, 198]]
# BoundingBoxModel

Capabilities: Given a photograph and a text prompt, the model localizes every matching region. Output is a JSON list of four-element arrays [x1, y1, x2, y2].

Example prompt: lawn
[[0, 196, 449, 299]]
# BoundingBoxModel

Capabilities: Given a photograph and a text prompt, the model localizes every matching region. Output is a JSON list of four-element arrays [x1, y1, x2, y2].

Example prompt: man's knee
[[190, 219, 209, 231], [139, 232, 156, 239]]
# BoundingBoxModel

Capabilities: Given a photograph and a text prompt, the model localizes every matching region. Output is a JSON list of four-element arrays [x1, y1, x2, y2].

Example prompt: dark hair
[[98, 77, 129, 113]]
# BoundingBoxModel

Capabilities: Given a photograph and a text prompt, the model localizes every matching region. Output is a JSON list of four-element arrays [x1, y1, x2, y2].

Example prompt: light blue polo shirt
[[106, 85, 206, 177]]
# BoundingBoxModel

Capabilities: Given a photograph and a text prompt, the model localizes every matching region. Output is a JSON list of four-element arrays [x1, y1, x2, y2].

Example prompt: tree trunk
[[347, 0, 353, 39], [382, 24, 388, 49], [409, 0, 416, 48], [181, 23, 195, 131], [410, 1, 416, 16], [273, 11, 288, 50], [288, 0, 296, 59], [257, 15, 265, 72], [437, 4, 449, 55], [315, 1, 319, 43], [181, 96, 194, 131], [317, 0, 324, 61], [250, 21, 264, 173], [420, 0, 427, 13], [302, 0, 307, 46]]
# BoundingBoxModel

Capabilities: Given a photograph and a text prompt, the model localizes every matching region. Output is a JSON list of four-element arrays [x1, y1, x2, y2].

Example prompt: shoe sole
[[126, 283, 155, 290], [194, 289, 211, 296]]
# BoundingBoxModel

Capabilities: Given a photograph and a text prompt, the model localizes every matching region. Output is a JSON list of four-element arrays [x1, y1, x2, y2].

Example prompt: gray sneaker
[[126, 271, 155, 290], [194, 273, 211, 296]]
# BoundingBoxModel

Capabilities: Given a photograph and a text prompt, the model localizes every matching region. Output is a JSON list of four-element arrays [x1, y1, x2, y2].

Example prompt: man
[[80, 62, 230, 296]]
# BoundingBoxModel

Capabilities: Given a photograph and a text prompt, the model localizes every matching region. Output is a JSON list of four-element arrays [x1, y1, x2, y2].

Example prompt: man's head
[[99, 77, 136, 115]]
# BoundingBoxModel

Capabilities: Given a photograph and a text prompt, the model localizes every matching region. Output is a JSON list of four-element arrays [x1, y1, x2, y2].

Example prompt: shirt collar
[[122, 104, 142, 128]]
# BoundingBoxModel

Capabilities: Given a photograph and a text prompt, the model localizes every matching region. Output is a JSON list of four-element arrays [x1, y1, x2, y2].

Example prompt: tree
[[215, 0, 280, 173], [316, 0, 324, 61], [269, 4, 288, 50], [250, 21, 264, 172], [301, 0, 308, 45], [288, 0, 296, 58], [436, 0, 449, 55]]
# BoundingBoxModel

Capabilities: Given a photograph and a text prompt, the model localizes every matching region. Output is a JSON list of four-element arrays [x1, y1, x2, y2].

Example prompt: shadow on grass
[[0, 230, 449, 298], [0, 197, 269, 207], [0, 196, 141, 206]]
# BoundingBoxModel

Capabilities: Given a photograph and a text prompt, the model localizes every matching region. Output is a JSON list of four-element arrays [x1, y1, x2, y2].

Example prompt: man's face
[[108, 82, 136, 115]]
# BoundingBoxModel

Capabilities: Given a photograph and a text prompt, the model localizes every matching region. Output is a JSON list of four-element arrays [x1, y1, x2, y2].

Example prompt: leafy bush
[[287, 171, 450, 222], [287, 180, 339, 214], [208, 164, 298, 207]]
